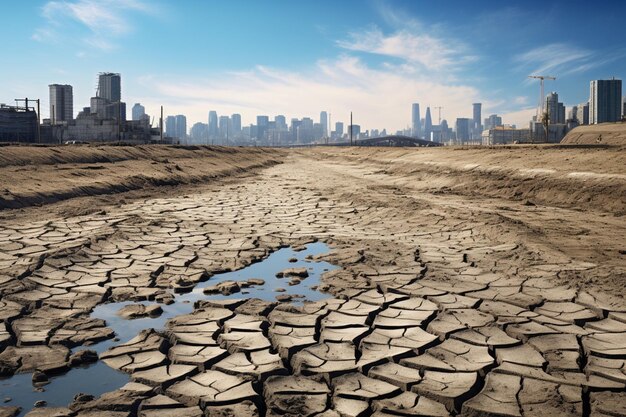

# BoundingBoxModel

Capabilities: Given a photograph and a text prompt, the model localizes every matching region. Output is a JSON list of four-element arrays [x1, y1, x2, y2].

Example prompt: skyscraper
[[455, 118, 471, 144], [424, 107, 433, 140], [165, 116, 176, 138], [175, 115, 187, 141], [231, 114, 242, 135], [472, 103, 482, 130], [590, 79, 622, 124], [257, 115, 269, 140], [49, 84, 73, 123], [131, 103, 145, 121], [97, 73, 121, 102], [546, 92, 566, 124], [208, 111, 218, 139], [411, 103, 421, 138], [320, 111, 328, 137], [335, 122, 344, 136], [274, 115, 287, 130], [219, 115, 230, 143]]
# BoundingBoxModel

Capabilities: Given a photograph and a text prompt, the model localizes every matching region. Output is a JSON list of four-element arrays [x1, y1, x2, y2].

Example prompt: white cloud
[[133, 56, 481, 133], [337, 26, 475, 72], [34, 0, 152, 50]]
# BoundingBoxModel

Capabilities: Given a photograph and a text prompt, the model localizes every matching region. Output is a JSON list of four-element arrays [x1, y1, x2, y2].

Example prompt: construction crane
[[528, 75, 556, 118], [433, 106, 443, 125]]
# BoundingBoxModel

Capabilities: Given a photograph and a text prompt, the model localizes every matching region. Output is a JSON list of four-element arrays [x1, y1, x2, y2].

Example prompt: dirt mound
[[0, 145, 284, 211], [561, 123, 626, 146]]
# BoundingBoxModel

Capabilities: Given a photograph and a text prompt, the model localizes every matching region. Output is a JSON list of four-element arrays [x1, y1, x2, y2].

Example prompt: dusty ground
[[0, 144, 625, 417]]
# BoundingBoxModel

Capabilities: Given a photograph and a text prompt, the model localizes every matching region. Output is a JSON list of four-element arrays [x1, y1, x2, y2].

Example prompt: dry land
[[0, 141, 625, 417]]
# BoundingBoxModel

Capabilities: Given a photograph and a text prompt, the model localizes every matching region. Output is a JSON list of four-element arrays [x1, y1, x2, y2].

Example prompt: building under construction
[[0, 104, 38, 142]]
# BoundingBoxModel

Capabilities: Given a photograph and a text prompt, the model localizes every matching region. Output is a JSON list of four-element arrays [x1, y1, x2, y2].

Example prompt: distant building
[[623, 97, 626, 118], [546, 92, 565, 124], [575, 102, 589, 125], [348, 124, 360, 139], [175, 115, 187, 141], [231, 114, 242, 135], [0, 104, 38, 142], [256, 115, 269, 140], [132, 103, 145, 121], [49, 84, 73, 123], [455, 118, 471, 143], [590, 79, 622, 124], [482, 126, 531, 145], [472, 103, 482, 138], [165, 116, 176, 138], [208, 111, 218, 139], [320, 111, 328, 137], [218, 116, 230, 143], [274, 115, 287, 131], [424, 107, 433, 139], [97, 73, 121, 102], [190, 122, 208, 143], [411, 103, 421, 138], [484, 114, 503, 130], [335, 121, 344, 139]]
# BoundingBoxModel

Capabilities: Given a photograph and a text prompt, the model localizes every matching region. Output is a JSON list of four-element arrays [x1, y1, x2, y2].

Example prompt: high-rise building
[[49, 84, 73, 123], [411, 103, 421, 138], [131, 103, 145, 121], [97, 73, 121, 102], [175, 115, 187, 141], [348, 124, 361, 139], [472, 103, 482, 130], [424, 107, 433, 140], [546, 92, 566, 124], [274, 115, 287, 130], [335, 122, 344, 136], [484, 114, 503, 130], [623, 97, 626, 118], [165, 116, 176, 138], [190, 122, 208, 143], [231, 114, 242, 135], [208, 111, 218, 138], [320, 111, 328, 137], [575, 103, 589, 125], [256, 115, 269, 140], [218, 116, 230, 142], [455, 118, 471, 143], [589, 79, 622, 124]]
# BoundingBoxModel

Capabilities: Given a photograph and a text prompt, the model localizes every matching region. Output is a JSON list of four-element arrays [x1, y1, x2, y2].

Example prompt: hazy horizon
[[1, 0, 625, 132]]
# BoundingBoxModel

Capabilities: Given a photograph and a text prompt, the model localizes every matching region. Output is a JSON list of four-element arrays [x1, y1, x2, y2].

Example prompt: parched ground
[[0, 144, 625, 417]]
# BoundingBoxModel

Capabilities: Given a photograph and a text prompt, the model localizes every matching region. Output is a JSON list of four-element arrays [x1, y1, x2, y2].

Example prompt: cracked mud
[[0, 146, 625, 417]]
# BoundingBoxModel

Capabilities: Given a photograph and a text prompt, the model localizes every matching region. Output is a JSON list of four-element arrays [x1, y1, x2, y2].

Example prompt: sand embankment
[[561, 122, 626, 146], [0, 145, 284, 211], [303, 145, 626, 214]]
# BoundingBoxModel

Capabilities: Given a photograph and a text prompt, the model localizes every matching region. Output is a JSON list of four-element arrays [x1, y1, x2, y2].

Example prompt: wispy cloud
[[33, 0, 152, 51], [337, 27, 475, 72]]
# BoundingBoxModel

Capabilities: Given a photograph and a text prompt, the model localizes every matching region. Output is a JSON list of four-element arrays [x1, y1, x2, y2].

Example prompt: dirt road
[[0, 145, 625, 416]]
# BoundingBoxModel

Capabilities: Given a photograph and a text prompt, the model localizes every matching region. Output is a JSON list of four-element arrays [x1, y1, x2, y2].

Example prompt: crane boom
[[528, 75, 556, 118]]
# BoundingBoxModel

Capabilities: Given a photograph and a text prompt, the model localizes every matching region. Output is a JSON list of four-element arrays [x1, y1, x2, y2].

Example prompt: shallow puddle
[[0, 242, 338, 415]]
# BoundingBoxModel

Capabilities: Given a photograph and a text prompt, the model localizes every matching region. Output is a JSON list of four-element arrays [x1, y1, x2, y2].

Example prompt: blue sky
[[1, 0, 624, 131]]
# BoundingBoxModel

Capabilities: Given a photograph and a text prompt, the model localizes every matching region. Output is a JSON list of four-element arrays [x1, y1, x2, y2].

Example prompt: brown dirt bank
[[0, 145, 285, 211], [302, 145, 626, 214], [561, 122, 626, 146]]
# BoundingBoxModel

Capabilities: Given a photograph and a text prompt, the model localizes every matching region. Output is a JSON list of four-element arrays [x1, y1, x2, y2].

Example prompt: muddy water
[[1, 243, 338, 415]]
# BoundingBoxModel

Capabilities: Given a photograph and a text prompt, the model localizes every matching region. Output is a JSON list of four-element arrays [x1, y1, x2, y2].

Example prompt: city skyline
[[1, 1, 625, 132]]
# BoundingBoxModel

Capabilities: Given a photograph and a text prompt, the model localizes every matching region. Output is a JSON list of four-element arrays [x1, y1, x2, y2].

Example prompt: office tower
[[472, 103, 482, 127], [131, 103, 145, 121], [455, 118, 471, 143], [411, 103, 421, 138], [256, 115, 269, 140], [424, 107, 433, 140], [49, 84, 73, 123], [335, 122, 344, 136], [190, 122, 208, 143], [97, 73, 121, 102], [218, 116, 230, 142], [231, 114, 242, 135], [348, 124, 361, 138], [484, 114, 503, 130], [590, 79, 622, 124], [165, 116, 176, 138], [175, 115, 187, 140], [320, 111, 328, 136], [208, 111, 218, 138], [546, 92, 565, 124], [623, 97, 626, 118], [274, 115, 287, 130]]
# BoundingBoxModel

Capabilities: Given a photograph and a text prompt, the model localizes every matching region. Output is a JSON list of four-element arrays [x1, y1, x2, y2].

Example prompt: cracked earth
[[0, 146, 625, 417]]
